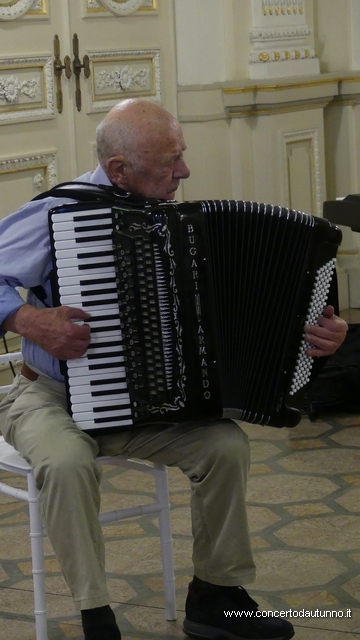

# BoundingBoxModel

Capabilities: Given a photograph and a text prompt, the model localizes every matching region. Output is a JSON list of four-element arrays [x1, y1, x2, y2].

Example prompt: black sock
[[81, 605, 121, 640], [192, 576, 223, 593]]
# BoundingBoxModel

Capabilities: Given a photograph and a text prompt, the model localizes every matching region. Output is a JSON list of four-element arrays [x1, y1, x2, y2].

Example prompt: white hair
[[95, 118, 142, 170]]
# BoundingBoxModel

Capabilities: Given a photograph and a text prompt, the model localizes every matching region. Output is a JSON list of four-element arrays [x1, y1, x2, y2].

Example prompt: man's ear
[[106, 156, 128, 189]]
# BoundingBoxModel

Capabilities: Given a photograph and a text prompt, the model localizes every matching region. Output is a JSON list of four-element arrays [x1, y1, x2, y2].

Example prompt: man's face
[[119, 124, 190, 200]]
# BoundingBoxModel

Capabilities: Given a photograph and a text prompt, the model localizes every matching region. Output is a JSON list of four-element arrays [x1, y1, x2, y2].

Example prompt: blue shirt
[[0, 166, 112, 381]]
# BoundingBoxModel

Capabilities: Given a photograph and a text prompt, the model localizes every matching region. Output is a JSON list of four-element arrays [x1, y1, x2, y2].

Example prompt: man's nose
[[174, 159, 191, 179]]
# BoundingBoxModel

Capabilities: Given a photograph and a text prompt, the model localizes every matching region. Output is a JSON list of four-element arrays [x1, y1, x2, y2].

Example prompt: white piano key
[[75, 418, 133, 430], [54, 238, 112, 251], [70, 389, 130, 402], [89, 330, 122, 340], [72, 407, 132, 422], [60, 292, 118, 306], [67, 354, 125, 368], [53, 217, 113, 231], [55, 246, 114, 260], [55, 245, 113, 263], [68, 370, 126, 386], [60, 285, 117, 297], [51, 208, 112, 222], [56, 255, 115, 269], [69, 381, 127, 396], [57, 265, 115, 278], [85, 307, 120, 317], [58, 304, 120, 322], [58, 264, 115, 278], [59, 280, 116, 294], [87, 317, 121, 329], [72, 393, 131, 410], [67, 363, 126, 377], [53, 229, 112, 241], [58, 274, 116, 288], [86, 344, 124, 355]]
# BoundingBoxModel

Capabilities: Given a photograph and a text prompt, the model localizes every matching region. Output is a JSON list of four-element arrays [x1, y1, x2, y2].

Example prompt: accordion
[[49, 195, 342, 434]]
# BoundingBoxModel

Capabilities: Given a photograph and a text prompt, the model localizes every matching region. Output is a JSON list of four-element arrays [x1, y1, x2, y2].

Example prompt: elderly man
[[0, 99, 347, 640]]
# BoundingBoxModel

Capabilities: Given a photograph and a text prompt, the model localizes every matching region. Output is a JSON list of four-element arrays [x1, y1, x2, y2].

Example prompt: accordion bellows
[[49, 198, 342, 434]]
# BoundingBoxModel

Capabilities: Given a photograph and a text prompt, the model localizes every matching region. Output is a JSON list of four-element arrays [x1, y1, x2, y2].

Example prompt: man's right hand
[[2, 304, 91, 360]]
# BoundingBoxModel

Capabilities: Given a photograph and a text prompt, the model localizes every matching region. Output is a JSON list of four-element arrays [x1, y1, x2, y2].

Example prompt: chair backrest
[[0, 350, 23, 395]]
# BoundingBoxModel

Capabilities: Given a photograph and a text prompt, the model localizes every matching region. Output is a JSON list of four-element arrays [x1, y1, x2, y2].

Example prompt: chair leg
[[27, 471, 48, 640], [154, 464, 177, 621]]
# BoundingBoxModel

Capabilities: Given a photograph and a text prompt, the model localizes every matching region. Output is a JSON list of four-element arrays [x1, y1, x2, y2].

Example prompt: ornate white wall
[[173, 0, 360, 310]]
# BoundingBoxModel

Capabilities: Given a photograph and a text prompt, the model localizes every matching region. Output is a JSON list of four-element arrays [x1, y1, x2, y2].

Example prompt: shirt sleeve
[[0, 196, 71, 330]]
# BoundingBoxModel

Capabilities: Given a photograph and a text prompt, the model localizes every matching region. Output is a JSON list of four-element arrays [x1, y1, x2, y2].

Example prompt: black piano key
[[93, 403, 132, 413], [78, 250, 114, 260], [80, 277, 116, 286], [73, 213, 113, 222], [76, 234, 112, 243], [81, 287, 117, 297], [74, 224, 113, 232]]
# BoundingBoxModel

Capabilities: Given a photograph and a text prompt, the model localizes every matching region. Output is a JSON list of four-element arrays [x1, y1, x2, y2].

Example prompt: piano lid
[[323, 194, 360, 233]]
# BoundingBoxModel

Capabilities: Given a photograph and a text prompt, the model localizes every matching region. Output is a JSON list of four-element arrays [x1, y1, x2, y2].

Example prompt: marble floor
[[2, 412, 360, 639]]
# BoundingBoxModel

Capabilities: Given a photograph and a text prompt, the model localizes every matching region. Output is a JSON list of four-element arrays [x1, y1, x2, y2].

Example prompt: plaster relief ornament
[[0, 0, 34, 20], [96, 0, 143, 16]]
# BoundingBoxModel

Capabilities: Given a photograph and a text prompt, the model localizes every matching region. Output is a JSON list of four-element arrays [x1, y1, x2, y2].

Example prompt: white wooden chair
[[0, 351, 176, 640]]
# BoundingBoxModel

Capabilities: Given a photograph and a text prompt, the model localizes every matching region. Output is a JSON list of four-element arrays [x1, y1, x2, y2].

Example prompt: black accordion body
[[49, 195, 342, 434]]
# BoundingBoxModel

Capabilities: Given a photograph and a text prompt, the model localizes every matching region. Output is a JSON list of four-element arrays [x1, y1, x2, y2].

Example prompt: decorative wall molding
[[88, 49, 161, 112], [96, 0, 143, 16], [96, 66, 149, 91], [249, 0, 319, 79], [249, 47, 316, 64], [0, 0, 34, 21], [27, 0, 47, 16], [0, 0, 48, 20], [0, 152, 57, 190], [0, 75, 40, 103], [86, 0, 155, 15], [30, 0, 43, 10], [282, 129, 322, 216], [0, 56, 54, 124], [250, 25, 311, 40], [260, 0, 304, 17]]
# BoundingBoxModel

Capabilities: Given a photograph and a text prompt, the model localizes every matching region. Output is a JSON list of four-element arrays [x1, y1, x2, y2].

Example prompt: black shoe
[[81, 605, 121, 640], [183, 580, 294, 640]]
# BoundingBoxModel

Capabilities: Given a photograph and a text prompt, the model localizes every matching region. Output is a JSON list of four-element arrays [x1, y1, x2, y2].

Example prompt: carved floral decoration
[[29, 0, 44, 11], [0, 74, 40, 103], [33, 173, 44, 189], [87, 0, 154, 13], [0, 0, 34, 20], [95, 65, 149, 92], [96, 0, 143, 15]]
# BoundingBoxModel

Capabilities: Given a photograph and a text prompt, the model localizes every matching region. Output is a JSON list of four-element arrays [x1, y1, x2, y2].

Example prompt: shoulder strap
[[30, 285, 51, 308], [31, 181, 130, 203]]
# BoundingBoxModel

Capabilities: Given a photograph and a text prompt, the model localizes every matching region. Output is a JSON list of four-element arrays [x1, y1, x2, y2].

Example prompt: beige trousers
[[0, 373, 255, 610]]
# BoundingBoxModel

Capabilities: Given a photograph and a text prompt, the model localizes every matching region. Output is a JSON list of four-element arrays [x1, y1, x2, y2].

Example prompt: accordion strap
[[31, 181, 130, 203]]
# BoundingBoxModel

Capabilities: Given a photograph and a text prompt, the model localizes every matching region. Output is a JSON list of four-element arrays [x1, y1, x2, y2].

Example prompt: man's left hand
[[304, 305, 348, 357]]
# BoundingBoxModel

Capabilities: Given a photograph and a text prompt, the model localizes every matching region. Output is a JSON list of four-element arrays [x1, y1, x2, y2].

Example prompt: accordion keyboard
[[50, 206, 133, 432]]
